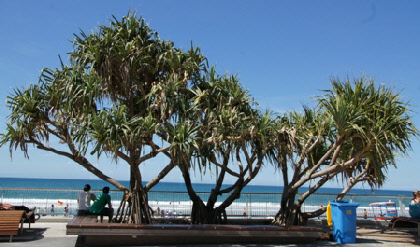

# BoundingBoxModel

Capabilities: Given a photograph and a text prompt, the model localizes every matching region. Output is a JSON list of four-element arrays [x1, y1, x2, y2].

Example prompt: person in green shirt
[[89, 186, 113, 222]]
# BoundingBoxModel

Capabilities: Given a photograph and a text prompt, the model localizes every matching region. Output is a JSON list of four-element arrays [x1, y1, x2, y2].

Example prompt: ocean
[[0, 177, 413, 196], [0, 177, 413, 217]]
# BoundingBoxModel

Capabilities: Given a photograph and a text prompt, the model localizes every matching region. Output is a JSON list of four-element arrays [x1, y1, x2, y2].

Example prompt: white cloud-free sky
[[1, 0, 419, 191]]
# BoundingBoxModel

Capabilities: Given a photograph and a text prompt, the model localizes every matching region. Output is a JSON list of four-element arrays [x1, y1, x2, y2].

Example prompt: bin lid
[[330, 201, 359, 207]]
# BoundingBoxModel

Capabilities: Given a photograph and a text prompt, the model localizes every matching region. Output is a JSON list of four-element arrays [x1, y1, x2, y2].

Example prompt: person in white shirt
[[77, 184, 96, 215]]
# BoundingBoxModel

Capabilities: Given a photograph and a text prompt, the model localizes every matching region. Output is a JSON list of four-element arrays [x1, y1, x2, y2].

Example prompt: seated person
[[0, 203, 14, 210], [77, 184, 96, 215], [0, 204, 37, 222], [409, 190, 420, 219], [89, 186, 113, 222]]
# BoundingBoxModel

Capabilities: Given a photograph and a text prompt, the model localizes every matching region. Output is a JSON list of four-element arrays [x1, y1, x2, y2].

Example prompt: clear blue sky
[[1, 0, 419, 191]]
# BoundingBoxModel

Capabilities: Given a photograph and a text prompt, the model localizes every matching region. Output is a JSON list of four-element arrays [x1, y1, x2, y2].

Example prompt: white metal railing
[[0, 188, 412, 218]]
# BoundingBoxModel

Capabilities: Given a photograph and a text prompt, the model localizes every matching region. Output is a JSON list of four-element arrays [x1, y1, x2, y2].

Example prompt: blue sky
[[1, 0, 419, 191]]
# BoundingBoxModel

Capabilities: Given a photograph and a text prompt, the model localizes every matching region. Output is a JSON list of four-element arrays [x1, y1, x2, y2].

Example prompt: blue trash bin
[[330, 201, 359, 244]]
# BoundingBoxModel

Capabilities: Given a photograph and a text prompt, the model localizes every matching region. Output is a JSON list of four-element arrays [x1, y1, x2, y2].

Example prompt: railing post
[[266, 199, 268, 217], [245, 194, 248, 219], [249, 193, 252, 218], [45, 190, 49, 215], [399, 196, 406, 217]]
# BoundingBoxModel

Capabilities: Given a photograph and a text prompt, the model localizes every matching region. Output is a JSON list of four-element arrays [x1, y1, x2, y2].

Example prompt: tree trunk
[[114, 164, 152, 224], [191, 201, 227, 224], [180, 165, 228, 224], [273, 190, 307, 226]]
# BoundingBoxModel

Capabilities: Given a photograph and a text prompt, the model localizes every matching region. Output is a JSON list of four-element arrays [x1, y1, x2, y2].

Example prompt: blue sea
[[0, 177, 413, 196], [0, 178, 412, 196]]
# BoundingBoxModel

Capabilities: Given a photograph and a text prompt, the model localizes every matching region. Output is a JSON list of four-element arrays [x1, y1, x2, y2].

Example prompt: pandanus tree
[[271, 77, 418, 226], [71, 14, 209, 224], [169, 69, 278, 224], [1, 14, 207, 224]]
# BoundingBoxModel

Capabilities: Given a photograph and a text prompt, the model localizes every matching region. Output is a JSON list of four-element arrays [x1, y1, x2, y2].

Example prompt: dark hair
[[84, 184, 91, 192], [103, 186, 110, 194]]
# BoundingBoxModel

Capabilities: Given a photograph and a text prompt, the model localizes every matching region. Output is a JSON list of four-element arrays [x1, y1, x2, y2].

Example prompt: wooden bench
[[390, 217, 420, 236], [67, 215, 323, 246], [0, 210, 26, 242]]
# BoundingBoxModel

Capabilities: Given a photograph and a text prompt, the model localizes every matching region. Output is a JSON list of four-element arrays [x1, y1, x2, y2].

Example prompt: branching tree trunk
[[273, 152, 366, 226], [180, 142, 267, 224]]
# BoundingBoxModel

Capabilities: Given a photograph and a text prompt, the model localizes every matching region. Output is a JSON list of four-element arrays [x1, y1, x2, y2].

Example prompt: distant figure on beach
[[64, 204, 69, 217], [243, 208, 247, 218], [161, 209, 164, 217], [51, 204, 55, 216], [363, 209, 368, 219], [43, 207, 47, 216], [77, 184, 96, 216], [89, 186, 113, 222], [157, 207, 160, 217]]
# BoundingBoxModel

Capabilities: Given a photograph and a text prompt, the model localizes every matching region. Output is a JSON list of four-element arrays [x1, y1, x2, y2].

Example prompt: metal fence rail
[[0, 188, 412, 218]]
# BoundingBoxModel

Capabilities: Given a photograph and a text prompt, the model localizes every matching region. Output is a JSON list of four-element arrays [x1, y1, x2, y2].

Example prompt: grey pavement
[[0, 222, 78, 247], [0, 219, 418, 247]]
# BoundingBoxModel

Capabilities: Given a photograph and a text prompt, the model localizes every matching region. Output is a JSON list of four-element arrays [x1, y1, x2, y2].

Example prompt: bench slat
[[0, 233, 19, 235]]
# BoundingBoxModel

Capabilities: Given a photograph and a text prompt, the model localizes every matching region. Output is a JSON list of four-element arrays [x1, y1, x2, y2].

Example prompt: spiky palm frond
[[317, 76, 418, 187]]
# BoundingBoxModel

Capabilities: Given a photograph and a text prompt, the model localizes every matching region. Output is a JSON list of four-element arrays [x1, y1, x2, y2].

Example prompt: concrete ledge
[[81, 233, 320, 246], [67, 217, 323, 246], [75, 226, 322, 246]]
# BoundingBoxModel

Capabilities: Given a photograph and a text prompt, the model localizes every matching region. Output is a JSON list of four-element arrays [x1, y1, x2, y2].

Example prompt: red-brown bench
[[0, 210, 26, 242]]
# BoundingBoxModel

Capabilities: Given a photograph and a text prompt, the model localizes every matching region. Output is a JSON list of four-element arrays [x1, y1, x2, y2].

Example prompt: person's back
[[78, 192, 92, 209], [89, 186, 113, 222], [77, 184, 95, 215], [409, 203, 420, 218], [89, 193, 111, 214]]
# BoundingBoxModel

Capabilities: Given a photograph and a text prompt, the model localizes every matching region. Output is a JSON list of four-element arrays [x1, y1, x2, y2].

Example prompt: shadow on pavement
[[0, 228, 46, 243]]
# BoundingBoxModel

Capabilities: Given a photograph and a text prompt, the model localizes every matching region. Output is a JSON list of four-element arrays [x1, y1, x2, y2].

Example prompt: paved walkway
[[0, 219, 419, 246]]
